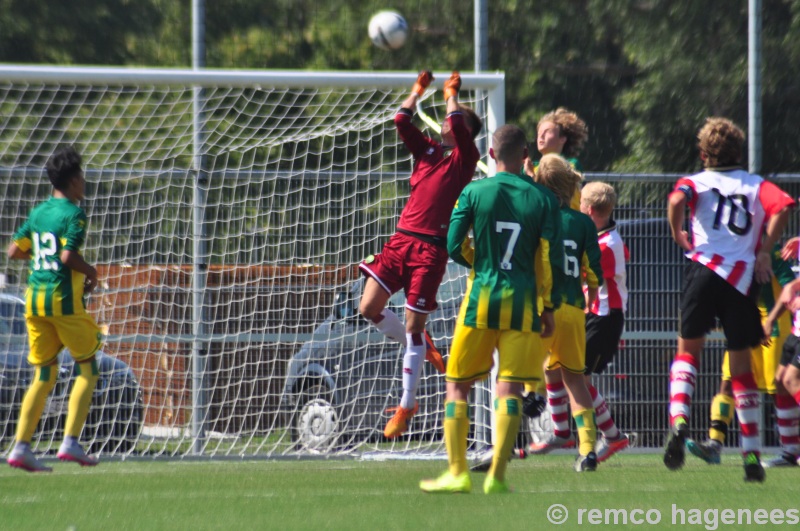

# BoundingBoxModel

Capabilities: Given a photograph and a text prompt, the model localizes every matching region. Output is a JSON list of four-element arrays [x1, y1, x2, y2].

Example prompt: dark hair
[[459, 104, 483, 139], [492, 124, 527, 162], [697, 117, 744, 168], [46, 146, 83, 191]]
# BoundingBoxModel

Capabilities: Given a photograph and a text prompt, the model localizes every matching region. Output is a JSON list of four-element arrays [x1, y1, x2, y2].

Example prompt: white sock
[[400, 332, 425, 409], [372, 308, 407, 345]]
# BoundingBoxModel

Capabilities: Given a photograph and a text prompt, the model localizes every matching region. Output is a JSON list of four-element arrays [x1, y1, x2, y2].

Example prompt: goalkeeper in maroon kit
[[359, 70, 483, 438]]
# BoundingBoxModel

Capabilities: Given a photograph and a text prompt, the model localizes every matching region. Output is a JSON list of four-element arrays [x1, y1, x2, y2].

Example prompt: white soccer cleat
[[7, 446, 53, 473], [57, 440, 99, 467]]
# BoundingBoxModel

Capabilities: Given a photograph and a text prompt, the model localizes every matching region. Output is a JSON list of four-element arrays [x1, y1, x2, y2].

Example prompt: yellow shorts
[[721, 308, 788, 394], [26, 313, 103, 366], [544, 304, 586, 374], [446, 324, 545, 384], [721, 340, 782, 394]]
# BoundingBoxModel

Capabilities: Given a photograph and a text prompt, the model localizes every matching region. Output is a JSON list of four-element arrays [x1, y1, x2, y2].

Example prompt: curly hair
[[697, 117, 744, 168], [538, 107, 588, 158], [535, 154, 583, 208]]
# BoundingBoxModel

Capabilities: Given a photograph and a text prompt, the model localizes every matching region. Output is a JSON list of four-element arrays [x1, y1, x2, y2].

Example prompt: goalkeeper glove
[[412, 70, 434, 96], [443, 71, 461, 101]]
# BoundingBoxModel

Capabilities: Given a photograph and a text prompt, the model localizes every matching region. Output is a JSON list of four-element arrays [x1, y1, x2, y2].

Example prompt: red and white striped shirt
[[672, 168, 795, 295], [589, 223, 628, 315]]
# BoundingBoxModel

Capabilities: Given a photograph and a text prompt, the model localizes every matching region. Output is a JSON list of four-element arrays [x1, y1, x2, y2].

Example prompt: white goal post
[[0, 65, 504, 458]]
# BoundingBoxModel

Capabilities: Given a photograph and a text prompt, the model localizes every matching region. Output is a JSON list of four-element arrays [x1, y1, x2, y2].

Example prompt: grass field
[[1, 451, 798, 530]]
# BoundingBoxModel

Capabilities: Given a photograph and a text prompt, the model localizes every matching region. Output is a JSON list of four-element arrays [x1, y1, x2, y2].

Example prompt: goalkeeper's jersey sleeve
[[448, 171, 563, 332], [13, 197, 90, 317], [559, 207, 603, 309]]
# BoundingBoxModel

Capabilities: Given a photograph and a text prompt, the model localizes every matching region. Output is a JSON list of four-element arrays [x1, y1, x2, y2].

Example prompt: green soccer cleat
[[743, 452, 765, 483], [483, 475, 511, 494], [419, 471, 471, 494]]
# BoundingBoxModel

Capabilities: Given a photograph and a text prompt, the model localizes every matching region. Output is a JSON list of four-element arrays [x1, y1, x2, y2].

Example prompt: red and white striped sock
[[732, 372, 761, 456], [588, 384, 620, 439], [546, 382, 571, 439], [669, 352, 698, 425], [774, 393, 800, 456]]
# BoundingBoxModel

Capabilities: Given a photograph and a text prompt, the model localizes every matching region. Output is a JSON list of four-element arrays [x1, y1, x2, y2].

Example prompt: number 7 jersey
[[673, 168, 795, 295], [13, 197, 90, 316]]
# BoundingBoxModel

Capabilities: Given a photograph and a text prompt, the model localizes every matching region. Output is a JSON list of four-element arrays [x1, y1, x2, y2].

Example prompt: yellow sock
[[524, 383, 537, 395], [573, 408, 597, 456], [490, 396, 522, 482], [64, 359, 100, 438], [16, 365, 58, 443], [708, 393, 735, 444], [444, 400, 469, 477]]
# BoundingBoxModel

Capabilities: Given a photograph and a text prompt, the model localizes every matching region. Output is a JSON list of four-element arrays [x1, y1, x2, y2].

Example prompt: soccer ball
[[368, 11, 408, 50]]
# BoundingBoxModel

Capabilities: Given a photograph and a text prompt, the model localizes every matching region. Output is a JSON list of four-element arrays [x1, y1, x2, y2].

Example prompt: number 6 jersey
[[673, 168, 795, 295], [13, 197, 90, 316]]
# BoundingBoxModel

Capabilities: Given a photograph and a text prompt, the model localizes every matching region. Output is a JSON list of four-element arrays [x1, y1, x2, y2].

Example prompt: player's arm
[[536, 195, 563, 312], [395, 71, 435, 158], [756, 181, 795, 282], [447, 191, 474, 268], [7, 241, 30, 260], [8, 220, 32, 260], [61, 211, 98, 293], [442, 71, 479, 162], [667, 178, 694, 252]]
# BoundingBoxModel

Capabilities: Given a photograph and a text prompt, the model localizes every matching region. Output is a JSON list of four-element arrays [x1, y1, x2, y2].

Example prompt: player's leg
[[779, 341, 800, 466], [359, 277, 405, 342], [485, 329, 542, 492], [769, 369, 800, 467], [720, 287, 766, 482], [56, 314, 103, 466], [584, 311, 628, 461], [7, 317, 61, 473], [562, 370, 597, 470], [527, 366, 572, 454], [687, 378, 731, 464], [666, 263, 716, 470], [420, 325, 494, 494]]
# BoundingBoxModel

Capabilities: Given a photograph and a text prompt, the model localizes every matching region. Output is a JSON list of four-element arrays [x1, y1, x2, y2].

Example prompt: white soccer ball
[[368, 11, 409, 50]]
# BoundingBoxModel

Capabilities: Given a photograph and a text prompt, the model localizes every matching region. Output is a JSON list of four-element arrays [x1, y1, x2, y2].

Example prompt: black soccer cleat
[[663, 422, 689, 471], [743, 452, 765, 483], [575, 451, 598, 472]]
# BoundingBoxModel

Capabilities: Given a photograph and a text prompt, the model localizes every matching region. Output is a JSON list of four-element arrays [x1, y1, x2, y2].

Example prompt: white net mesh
[[0, 68, 503, 457]]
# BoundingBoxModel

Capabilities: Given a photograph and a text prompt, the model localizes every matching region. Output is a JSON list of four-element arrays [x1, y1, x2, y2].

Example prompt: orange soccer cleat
[[424, 331, 446, 374], [384, 403, 419, 438]]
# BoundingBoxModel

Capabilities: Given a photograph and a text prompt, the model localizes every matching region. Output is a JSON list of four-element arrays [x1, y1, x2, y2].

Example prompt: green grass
[[1, 453, 798, 530]]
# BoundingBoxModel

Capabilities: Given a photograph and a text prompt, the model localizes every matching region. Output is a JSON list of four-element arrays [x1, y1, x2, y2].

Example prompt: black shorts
[[585, 310, 625, 375], [780, 334, 800, 370], [679, 262, 763, 350]]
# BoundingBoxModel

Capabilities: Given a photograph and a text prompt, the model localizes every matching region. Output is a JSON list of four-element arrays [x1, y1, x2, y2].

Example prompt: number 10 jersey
[[673, 168, 794, 295]]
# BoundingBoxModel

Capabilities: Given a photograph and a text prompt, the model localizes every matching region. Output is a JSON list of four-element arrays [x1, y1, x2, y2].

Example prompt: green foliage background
[[1, 0, 799, 173]]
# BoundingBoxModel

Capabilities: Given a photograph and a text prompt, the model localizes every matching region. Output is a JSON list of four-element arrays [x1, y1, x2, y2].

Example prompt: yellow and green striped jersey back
[[448, 172, 563, 332], [558, 207, 603, 309], [13, 197, 89, 316]]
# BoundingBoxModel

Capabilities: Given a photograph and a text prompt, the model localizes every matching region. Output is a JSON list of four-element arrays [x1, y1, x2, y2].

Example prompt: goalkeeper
[[7, 146, 103, 472], [359, 70, 483, 439]]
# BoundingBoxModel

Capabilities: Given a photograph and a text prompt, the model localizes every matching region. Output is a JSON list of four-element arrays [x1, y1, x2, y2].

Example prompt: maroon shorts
[[359, 232, 449, 314]]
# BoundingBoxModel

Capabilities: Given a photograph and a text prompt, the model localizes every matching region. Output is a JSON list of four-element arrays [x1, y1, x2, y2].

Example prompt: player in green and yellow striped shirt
[[6, 146, 103, 473], [420, 124, 563, 494]]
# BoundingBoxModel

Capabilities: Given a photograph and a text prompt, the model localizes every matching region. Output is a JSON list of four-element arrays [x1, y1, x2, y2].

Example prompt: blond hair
[[581, 181, 616, 217], [535, 154, 583, 208]]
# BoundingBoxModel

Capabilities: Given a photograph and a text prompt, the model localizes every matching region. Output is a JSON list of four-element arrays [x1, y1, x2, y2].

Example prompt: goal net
[[0, 66, 504, 458]]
